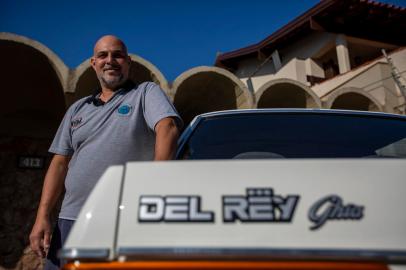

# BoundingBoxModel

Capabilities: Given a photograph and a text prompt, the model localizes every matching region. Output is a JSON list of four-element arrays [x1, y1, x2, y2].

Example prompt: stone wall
[[0, 136, 52, 269]]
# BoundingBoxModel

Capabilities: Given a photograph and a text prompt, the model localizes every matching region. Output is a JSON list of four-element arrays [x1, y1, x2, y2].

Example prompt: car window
[[179, 113, 406, 159]]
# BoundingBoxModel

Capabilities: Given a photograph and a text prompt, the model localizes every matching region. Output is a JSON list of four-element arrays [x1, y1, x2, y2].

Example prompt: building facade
[[215, 0, 406, 116], [0, 0, 405, 268]]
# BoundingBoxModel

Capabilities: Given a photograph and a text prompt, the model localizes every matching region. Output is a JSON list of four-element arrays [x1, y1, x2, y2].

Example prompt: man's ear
[[90, 57, 96, 70]]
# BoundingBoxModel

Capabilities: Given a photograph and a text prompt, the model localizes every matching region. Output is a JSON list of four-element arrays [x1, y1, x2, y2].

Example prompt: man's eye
[[113, 53, 125, 58], [97, 54, 107, 59]]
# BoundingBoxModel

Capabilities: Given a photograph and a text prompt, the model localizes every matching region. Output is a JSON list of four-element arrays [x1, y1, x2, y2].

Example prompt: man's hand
[[29, 154, 70, 258], [154, 117, 179, 160], [30, 217, 52, 258]]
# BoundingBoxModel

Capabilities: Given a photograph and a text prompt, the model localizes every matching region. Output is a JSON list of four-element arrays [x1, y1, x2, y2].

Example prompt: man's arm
[[30, 154, 70, 258], [154, 117, 180, 160]]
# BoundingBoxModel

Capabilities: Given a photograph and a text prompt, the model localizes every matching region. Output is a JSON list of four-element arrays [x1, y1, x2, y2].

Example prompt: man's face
[[91, 37, 131, 90]]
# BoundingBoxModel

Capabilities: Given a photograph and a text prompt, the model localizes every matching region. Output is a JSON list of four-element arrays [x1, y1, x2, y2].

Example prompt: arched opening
[[258, 84, 306, 108], [173, 67, 253, 126], [70, 66, 100, 103], [331, 92, 380, 111], [69, 55, 168, 106], [0, 40, 66, 138], [0, 39, 66, 268], [256, 81, 321, 109]]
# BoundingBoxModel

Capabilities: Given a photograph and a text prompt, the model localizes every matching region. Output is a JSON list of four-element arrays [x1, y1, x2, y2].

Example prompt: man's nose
[[106, 54, 116, 64]]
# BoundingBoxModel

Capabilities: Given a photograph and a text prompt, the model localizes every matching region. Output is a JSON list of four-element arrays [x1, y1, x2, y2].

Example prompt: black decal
[[223, 196, 249, 222], [138, 195, 214, 223], [138, 196, 165, 222], [308, 195, 364, 230], [223, 188, 299, 223]]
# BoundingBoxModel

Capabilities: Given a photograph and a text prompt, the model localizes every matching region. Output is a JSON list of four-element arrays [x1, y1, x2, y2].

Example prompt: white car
[[60, 109, 406, 270]]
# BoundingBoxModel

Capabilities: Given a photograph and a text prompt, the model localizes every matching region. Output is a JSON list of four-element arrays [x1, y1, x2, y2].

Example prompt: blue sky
[[1, 0, 405, 81]]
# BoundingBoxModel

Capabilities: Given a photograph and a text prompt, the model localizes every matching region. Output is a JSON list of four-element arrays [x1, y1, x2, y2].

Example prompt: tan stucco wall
[[314, 49, 406, 113], [2, 24, 406, 270], [1, 30, 405, 269], [305, 58, 325, 78], [1, 32, 405, 117], [230, 31, 405, 114], [233, 32, 335, 91], [238, 59, 311, 94]]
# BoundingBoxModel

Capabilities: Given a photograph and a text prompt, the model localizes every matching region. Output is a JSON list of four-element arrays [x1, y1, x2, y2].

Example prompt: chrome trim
[[195, 108, 406, 120], [118, 247, 406, 263], [176, 108, 406, 159], [176, 115, 203, 158], [59, 248, 110, 260], [112, 160, 127, 258]]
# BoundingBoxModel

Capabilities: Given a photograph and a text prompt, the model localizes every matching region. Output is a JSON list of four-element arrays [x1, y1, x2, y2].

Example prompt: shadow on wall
[[0, 137, 52, 269], [0, 40, 66, 138], [257, 84, 308, 108], [174, 72, 238, 125], [65, 60, 166, 106], [172, 67, 253, 126], [256, 80, 322, 109], [0, 36, 66, 269], [331, 92, 380, 111]]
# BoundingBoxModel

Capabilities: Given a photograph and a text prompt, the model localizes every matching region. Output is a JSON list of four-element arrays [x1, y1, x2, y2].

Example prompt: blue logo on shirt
[[118, 104, 132, 115]]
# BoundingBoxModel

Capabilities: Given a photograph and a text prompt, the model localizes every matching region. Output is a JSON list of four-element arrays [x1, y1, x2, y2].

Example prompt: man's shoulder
[[136, 81, 163, 91], [125, 81, 164, 98]]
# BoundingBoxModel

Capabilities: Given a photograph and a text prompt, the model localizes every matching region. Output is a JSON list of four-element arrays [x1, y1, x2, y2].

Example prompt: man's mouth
[[103, 66, 121, 72], [104, 68, 121, 76]]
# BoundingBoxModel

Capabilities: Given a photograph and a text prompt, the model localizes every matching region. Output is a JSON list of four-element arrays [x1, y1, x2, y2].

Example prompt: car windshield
[[179, 113, 406, 159]]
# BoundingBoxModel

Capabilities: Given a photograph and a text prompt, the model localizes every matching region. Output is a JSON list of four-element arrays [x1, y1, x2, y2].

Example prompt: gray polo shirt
[[49, 81, 182, 220]]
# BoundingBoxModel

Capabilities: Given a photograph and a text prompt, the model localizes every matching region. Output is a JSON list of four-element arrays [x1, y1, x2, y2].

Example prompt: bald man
[[30, 35, 182, 269]]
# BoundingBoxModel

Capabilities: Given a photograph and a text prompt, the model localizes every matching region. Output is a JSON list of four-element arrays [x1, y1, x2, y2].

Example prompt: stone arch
[[67, 53, 169, 106], [256, 79, 321, 109], [172, 66, 254, 125], [0, 32, 69, 89], [325, 87, 383, 112], [0, 33, 68, 268], [0, 32, 67, 138]]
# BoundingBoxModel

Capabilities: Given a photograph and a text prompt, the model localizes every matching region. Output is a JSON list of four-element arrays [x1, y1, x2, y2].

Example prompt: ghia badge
[[308, 195, 364, 230]]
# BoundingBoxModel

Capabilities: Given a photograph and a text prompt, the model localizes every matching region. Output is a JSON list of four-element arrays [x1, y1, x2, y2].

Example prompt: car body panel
[[60, 109, 406, 269], [117, 159, 406, 261], [62, 165, 124, 260]]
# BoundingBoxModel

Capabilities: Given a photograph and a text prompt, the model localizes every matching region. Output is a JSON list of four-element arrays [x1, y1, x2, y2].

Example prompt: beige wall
[[231, 30, 405, 115], [315, 49, 406, 113], [238, 58, 312, 94], [2, 30, 404, 118], [0, 30, 405, 269]]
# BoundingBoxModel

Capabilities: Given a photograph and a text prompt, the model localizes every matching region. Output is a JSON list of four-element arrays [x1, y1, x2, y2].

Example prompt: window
[[179, 113, 406, 159]]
